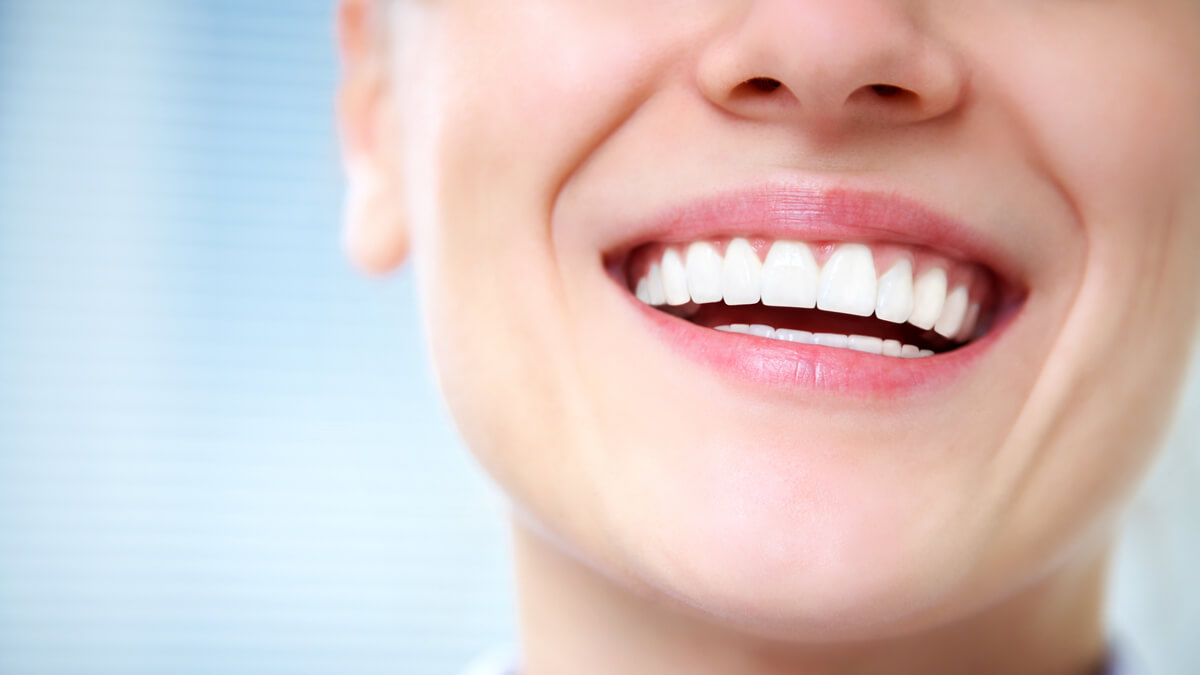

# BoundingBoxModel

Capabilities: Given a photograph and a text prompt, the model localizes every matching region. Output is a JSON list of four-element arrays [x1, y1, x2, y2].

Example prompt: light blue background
[[0, 2, 513, 674], [0, 2, 1195, 674]]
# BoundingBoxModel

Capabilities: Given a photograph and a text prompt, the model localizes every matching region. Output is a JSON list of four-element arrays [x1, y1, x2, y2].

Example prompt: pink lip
[[606, 184, 1023, 397], [633, 300, 1006, 397]]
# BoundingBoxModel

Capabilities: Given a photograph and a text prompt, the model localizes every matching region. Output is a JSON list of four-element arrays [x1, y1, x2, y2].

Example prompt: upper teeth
[[633, 238, 984, 342]]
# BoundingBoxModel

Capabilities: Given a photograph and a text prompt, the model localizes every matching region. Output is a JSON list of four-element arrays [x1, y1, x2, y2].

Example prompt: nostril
[[845, 83, 922, 113], [864, 83, 917, 102], [743, 77, 783, 93], [727, 77, 788, 105]]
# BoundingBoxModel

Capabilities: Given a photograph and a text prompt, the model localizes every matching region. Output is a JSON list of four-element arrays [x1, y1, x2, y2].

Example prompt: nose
[[697, 0, 967, 131]]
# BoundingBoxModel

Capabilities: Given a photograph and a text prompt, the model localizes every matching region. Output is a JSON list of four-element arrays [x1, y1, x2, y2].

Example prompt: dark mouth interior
[[660, 302, 971, 353]]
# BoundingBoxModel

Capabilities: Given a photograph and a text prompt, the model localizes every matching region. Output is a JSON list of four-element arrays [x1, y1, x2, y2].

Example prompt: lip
[[603, 183, 1025, 397], [631, 298, 1008, 397]]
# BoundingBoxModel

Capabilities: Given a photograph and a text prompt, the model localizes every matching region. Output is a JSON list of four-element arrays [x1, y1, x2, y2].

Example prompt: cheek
[[994, 4, 1200, 225], [409, 4, 676, 380], [960, 0, 1200, 382], [402, 4, 706, 500], [1017, 8, 1200, 370], [424, 3, 691, 223], [963, 2, 1200, 560]]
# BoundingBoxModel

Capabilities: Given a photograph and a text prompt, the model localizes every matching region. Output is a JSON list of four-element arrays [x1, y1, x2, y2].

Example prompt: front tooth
[[775, 328, 815, 344], [647, 263, 667, 305], [685, 241, 723, 303], [813, 332, 850, 349], [908, 267, 947, 330], [934, 286, 969, 338], [722, 238, 762, 305], [882, 339, 903, 357], [660, 249, 691, 306], [848, 335, 884, 355], [901, 344, 922, 358], [817, 244, 877, 316], [874, 259, 914, 323], [760, 240, 818, 308]]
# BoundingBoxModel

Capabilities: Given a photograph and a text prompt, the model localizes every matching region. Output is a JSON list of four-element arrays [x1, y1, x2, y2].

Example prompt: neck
[[513, 520, 1110, 675]]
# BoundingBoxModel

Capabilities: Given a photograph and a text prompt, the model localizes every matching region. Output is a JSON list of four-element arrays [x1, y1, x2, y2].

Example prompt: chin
[[588, 431, 1002, 642]]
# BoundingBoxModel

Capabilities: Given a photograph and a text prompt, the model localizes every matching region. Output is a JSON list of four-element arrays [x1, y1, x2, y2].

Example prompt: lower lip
[[630, 294, 1004, 398]]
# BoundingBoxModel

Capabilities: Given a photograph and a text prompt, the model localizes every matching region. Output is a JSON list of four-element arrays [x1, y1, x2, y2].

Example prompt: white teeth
[[956, 302, 981, 342], [647, 262, 667, 306], [848, 335, 884, 355], [660, 249, 691, 306], [817, 244, 877, 317], [760, 240, 819, 309], [775, 328, 815, 344], [874, 259, 914, 324], [813, 332, 850, 349], [636, 240, 984, 347], [715, 324, 934, 358], [934, 285, 970, 338], [722, 238, 762, 305], [882, 339, 902, 357], [685, 241, 724, 304], [635, 277, 651, 304], [908, 267, 947, 330]]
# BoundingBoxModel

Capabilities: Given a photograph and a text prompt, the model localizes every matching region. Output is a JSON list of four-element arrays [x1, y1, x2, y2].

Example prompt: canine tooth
[[748, 324, 775, 338], [918, 349, 935, 357], [760, 240, 819, 308], [813, 332, 850, 349], [729, 323, 751, 334], [775, 329, 815, 344], [848, 335, 885, 355], [908, 267, 947, 330], [901, 344, 922, 358], [660, 249, 691, 306], [934, 286, 969, 338], [875, 259, 914, 323], [956, 302, 981, 342], [722, 238, 762, 305], [715, 325, 735, 332], [647, 263, 667, 305], [662, 254, 692, 307], [686, 241, 723, 304], [882, 339, 903, 357], [635, 277, 651, 304], [817, 244, 877, 316]]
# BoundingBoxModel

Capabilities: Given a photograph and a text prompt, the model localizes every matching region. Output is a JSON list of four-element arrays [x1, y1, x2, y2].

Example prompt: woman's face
[[367, 0, 1200, 639]]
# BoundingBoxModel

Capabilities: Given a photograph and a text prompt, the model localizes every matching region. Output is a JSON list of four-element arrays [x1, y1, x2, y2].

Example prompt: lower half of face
[[397, 0, 1200, 640]]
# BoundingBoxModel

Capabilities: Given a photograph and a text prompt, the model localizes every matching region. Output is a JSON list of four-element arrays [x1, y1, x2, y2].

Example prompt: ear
[[336, 0, 409, 275]]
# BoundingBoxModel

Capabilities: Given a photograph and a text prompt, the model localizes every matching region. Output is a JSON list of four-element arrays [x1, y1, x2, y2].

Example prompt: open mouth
[[621, 237, 1005, 359]]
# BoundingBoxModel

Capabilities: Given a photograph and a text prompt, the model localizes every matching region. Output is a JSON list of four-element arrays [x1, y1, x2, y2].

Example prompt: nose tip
[[698, 0, 967, 130]]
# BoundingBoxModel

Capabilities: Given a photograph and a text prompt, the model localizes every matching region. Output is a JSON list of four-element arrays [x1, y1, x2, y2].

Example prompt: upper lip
[[600, 180, 1024, 291]]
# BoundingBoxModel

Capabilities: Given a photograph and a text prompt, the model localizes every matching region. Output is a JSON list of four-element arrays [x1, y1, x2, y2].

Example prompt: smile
[[603, 185, 1026, 393], [628, 237, 992, 358]]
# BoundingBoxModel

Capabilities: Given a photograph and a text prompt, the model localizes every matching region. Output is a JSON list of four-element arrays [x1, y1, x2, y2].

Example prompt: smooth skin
[[337, 1, 1200, 673]]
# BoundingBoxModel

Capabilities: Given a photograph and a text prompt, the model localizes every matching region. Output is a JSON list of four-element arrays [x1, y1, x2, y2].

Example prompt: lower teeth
[[714, 324, 935, 358]]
